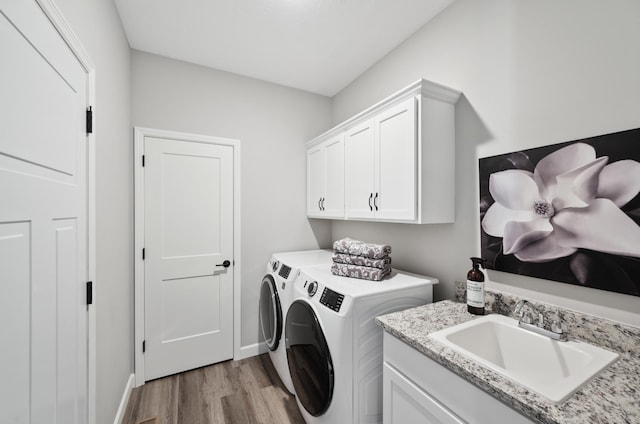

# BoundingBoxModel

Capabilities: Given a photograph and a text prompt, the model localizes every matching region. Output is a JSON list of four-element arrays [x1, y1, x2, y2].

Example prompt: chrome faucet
[[513, 299, 568, 342], [513, 299, 544, 327]]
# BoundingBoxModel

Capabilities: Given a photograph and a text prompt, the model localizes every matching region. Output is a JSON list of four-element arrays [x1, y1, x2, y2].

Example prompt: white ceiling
[[114, 0, 455, 97]]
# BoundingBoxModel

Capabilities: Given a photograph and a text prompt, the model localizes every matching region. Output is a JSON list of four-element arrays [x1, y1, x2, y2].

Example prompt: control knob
[[272, 260, 279, 272], [307, 281, 318, 297]]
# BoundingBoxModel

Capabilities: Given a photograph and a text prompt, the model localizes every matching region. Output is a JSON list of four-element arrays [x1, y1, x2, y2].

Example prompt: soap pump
[[467, 257, 486, 315]]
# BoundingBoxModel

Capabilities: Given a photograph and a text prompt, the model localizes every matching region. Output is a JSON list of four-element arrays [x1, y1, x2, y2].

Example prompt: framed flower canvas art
[[479, 127, 640, 297]]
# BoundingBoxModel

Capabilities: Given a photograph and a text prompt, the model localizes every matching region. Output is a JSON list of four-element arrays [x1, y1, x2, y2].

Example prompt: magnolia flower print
[[482, 143, 640, 263]]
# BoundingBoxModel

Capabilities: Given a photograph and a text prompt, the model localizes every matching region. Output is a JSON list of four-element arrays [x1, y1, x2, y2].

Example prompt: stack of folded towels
[[330, 237, 392, 281]]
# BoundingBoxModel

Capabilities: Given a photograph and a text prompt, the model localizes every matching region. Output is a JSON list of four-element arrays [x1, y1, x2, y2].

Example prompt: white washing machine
[[285, 264, 437, 424], [258, 250, 333, 394]]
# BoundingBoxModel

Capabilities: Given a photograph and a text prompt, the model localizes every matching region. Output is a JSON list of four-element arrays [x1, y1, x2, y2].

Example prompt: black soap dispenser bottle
[[467, 257, 486, 315]]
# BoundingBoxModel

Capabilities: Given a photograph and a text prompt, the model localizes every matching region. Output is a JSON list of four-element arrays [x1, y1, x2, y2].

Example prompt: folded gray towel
[[332, 253, 391, 269], [331, 263, 391, 281], [332, 237, 391, 260]]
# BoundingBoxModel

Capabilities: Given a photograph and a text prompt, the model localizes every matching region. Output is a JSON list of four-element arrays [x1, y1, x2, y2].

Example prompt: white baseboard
[[113, 373, 135, 424], [236, 342, 268, 360]]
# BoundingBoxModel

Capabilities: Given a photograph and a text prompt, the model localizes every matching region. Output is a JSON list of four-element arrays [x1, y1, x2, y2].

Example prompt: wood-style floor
[[122, 354, 306, 424]]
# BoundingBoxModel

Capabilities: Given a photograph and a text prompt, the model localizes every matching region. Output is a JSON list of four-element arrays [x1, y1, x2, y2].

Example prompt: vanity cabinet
[[306, 79, 460, 224], [306, 134, 345, 218], [383, 333, 535, 424]]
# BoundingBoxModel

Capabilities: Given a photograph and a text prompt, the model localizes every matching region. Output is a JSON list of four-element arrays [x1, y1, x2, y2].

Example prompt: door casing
[[133, 127, 242, 387]]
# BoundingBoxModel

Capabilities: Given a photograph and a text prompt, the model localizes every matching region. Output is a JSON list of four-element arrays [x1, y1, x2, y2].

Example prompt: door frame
[[33, 0, 97, 422], [133, 127, 242, 387]]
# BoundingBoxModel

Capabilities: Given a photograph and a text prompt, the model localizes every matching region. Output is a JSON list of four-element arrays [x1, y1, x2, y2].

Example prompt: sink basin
[[429, 314, 618, 404]]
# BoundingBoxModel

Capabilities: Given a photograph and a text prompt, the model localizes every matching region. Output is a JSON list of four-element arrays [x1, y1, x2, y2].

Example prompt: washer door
[[259, 274, 282, 351], [286, 300, 334, 417]]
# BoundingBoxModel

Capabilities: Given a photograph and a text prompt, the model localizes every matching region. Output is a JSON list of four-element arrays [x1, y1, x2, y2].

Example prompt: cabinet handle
[[321, 197, 325, 211], [368, 193, 373, 211], [374, 192, 379, 211], [318, 198, 322, 211]]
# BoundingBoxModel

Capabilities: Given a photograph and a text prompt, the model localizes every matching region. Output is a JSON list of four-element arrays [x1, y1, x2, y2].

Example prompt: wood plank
[[122, 374, 179, 424], [123, 354, 304, 424], [260, 385, 306, 424], [178, 368, 210, 424], [135, 418, 159, 424], [221, 392, 258, 424]]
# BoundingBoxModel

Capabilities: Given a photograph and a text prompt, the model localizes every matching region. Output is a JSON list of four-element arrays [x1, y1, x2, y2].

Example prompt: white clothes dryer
[[285, 264, 437, 424], [258, 250, 333, 394]]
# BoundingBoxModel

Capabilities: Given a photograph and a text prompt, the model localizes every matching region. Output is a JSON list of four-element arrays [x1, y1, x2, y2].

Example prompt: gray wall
[[131, 50, 332, 347], [330, 0, 640, 326], [51, 0, 132, 423]]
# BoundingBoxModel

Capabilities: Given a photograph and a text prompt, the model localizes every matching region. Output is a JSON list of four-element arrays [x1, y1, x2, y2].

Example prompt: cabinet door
[[322, 135, 345, 218], [375, 97, 417, 221], [383, 363, 466, 424], [345, 119, 375, 219], [307, 144, 324, 216]]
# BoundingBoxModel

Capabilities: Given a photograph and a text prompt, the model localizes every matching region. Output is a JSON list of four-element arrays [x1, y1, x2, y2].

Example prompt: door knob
[[216, 260, 231, 268]]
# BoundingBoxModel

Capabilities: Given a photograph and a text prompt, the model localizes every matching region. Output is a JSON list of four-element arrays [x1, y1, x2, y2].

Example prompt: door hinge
[[86, 106, 93, 134], [86, 281, 93, 305], [142, 248, 145, 260], [142, 340, 146, 353], [142, 155, 145, 167]]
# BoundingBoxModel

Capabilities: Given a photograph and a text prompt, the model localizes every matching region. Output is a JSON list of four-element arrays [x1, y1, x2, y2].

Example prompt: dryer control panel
[[278, 264, 292, 279], [320, 287, 344, 312]]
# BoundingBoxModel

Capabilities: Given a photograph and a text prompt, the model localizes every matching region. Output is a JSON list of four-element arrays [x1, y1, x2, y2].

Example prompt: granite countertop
[[376, 298, 640, 424]]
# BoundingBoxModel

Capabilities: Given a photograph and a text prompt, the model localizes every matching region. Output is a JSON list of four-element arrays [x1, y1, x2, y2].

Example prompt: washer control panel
[[320, 287, 344, 313]]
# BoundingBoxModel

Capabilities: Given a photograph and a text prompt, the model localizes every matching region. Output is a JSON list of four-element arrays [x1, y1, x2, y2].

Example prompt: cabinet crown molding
[[306, 78, 461, 149]]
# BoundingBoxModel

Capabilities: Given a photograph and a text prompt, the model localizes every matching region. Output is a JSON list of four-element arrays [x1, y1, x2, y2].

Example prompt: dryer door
[[259, 274, 282, 351], [286, 300, 334, 417]]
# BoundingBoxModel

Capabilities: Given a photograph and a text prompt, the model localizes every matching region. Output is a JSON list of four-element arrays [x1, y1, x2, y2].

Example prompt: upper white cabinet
[[345, 98, 417, 221], [344, 119, 375, 219], [373, 97, 418, 221], [307, 134, 345, 218], [306, 79, 460, 224]]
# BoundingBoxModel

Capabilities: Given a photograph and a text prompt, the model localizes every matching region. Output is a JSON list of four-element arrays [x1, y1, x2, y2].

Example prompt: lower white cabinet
[[384, 363, 465, 424], [383, 333, 535, 424]]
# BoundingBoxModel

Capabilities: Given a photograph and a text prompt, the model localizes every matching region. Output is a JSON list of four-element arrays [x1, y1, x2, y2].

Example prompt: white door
[[144, 136, 234, 381], [375, 97, 417, 221], [345, 119, 375, 219], [0, 1, 89, 423], [322, 135, 345, 218]]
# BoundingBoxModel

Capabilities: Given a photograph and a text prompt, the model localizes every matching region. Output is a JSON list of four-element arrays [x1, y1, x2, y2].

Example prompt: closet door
[[0, 1, 89, 422], [345, 119, 375, 219], [144, 137, 234, 381]]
